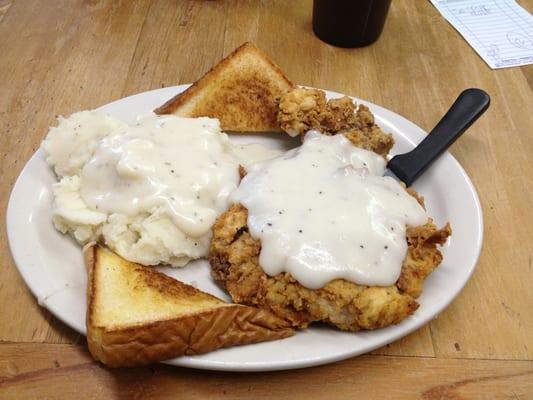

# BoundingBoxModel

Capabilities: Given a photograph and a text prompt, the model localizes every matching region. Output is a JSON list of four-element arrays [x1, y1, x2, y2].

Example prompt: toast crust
[[83, 243, 293, 367], [154, 42, 294, 132], [88, 306, 292, 367]]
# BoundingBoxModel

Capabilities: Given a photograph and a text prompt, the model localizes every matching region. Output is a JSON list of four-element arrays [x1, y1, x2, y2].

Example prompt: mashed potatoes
[[43, 111, 241, 267], [42, 111, 127, 177]]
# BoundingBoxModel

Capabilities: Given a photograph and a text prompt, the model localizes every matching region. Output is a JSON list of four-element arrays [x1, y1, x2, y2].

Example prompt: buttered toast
[[154, 42, 294, 132], [84, 243, 293, 367]]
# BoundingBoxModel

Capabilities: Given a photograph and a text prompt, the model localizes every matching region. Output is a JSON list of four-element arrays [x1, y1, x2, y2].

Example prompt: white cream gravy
[[80, 114, 240, 238], [230, 131, 428, 289]]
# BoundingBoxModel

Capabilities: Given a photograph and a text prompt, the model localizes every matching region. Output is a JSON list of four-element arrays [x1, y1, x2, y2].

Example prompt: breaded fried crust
[[277, 88, 394, 156], [210, 204, 451, 331]]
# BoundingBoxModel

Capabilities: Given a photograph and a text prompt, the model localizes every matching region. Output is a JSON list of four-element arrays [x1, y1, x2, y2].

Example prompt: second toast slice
[[154, 42, 294, 132], [84, 243, 293, 367]]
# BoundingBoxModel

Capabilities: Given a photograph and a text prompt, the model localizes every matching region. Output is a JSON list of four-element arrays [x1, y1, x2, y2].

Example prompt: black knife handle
[[387, 88, 490, 186]]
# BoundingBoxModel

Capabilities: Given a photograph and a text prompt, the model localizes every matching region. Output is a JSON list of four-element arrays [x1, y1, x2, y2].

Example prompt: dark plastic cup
[[312, 0, 392, 48]]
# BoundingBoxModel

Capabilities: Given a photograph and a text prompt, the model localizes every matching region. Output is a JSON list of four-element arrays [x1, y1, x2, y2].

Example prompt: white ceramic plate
[[7, 85, 483, 372]]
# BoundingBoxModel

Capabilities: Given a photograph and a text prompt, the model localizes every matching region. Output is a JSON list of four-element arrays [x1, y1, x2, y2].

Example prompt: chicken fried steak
[[209, 88, 451, 332]]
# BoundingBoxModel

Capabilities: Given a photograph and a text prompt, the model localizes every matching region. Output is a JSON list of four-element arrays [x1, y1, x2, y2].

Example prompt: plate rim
[[6, 85, 484, 371]]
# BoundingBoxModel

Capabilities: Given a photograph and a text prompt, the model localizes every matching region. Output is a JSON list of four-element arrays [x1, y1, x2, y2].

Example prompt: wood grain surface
[[1, 0, 532, 398], [1, 344, 532, 400]]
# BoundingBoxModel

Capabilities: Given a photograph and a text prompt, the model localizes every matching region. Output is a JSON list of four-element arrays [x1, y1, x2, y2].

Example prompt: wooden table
[[1, 1, 532, 398]]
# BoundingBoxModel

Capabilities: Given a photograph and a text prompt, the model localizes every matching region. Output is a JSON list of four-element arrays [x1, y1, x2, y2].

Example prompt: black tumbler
[[312, 0, 392, 48]]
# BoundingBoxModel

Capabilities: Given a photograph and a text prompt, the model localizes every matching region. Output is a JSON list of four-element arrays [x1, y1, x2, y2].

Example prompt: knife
[[387, 88, 490, 186]]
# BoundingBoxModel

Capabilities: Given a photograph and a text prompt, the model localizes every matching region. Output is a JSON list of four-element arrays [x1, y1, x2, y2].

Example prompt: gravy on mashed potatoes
[[43, 111, 278, 267]]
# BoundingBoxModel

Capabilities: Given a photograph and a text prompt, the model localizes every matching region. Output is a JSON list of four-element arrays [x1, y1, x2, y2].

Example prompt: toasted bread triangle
[[87, 244, 227, 329], [84, 243, 293, 367], [154, 42, 294, 132]]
